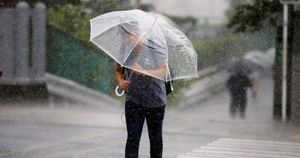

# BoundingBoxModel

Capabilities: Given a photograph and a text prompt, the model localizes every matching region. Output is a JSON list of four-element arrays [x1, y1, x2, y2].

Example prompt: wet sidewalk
[[165, 75, 300, 158], [166, 75, 300, 141], [0, 75, 299, 158]]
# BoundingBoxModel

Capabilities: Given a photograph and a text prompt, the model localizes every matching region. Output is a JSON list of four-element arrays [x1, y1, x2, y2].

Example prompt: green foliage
[[194, 34, 238, 69], [193, 29, 275, 69], [167, 15, 198, 35], [47, 0, 133, 42], [48, 4, 93, 42], [168, 15, 198, 25], [227, 0, 282, 32]]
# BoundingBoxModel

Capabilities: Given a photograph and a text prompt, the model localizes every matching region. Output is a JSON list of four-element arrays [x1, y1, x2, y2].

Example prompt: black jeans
[[125, 101, 165, 158]]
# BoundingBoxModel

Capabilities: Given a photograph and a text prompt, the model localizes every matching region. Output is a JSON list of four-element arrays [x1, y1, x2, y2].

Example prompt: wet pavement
[[0, 75, 300, 158]]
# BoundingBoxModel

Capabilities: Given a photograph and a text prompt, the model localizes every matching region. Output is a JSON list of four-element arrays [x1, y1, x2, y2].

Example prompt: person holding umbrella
[[115, 21, 168, 158], [225, 58, 256, 119], [90, 10, 198, 158]]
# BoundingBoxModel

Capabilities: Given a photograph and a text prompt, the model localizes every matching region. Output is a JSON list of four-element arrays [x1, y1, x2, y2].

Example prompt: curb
[[46, 73, 121, 107], [179, 70, 229, 108]]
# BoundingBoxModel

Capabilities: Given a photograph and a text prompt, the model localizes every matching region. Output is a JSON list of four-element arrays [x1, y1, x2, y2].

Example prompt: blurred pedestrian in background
[[225, 58, 256, 118]]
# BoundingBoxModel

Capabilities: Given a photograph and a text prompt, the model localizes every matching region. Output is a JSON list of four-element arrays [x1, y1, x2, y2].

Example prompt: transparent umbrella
[[90, 9, 198, 95]]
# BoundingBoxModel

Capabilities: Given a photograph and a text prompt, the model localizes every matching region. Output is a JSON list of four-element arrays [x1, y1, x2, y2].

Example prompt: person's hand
[[118, 79, 131, 90], [250, 84, 258, 98]]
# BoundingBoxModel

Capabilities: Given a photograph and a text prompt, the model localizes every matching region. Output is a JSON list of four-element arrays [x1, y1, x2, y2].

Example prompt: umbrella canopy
[[225, 58, 254, 76], [243, 51, 268, 69], [90, 9, 198, 81]]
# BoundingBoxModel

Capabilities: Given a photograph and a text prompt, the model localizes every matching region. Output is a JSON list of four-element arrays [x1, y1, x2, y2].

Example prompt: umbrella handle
[[115, 86, 125, 97]]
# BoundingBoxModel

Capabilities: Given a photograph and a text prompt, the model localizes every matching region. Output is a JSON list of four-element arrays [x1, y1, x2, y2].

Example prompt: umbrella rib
[[121, 18, 158, 67], [159, 23, 171, 81], [121, 18, 171, 81], [90, 22, 131, 41], [90, 40, 125, 66]]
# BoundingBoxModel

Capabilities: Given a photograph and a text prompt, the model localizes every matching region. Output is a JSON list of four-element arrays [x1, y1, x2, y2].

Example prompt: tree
[[227, 0, 282, 32], [226, 0, 253, 20], [48, 0, 133, 42], [48, 4, 92, 42], [167, 15, 198, 36]]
